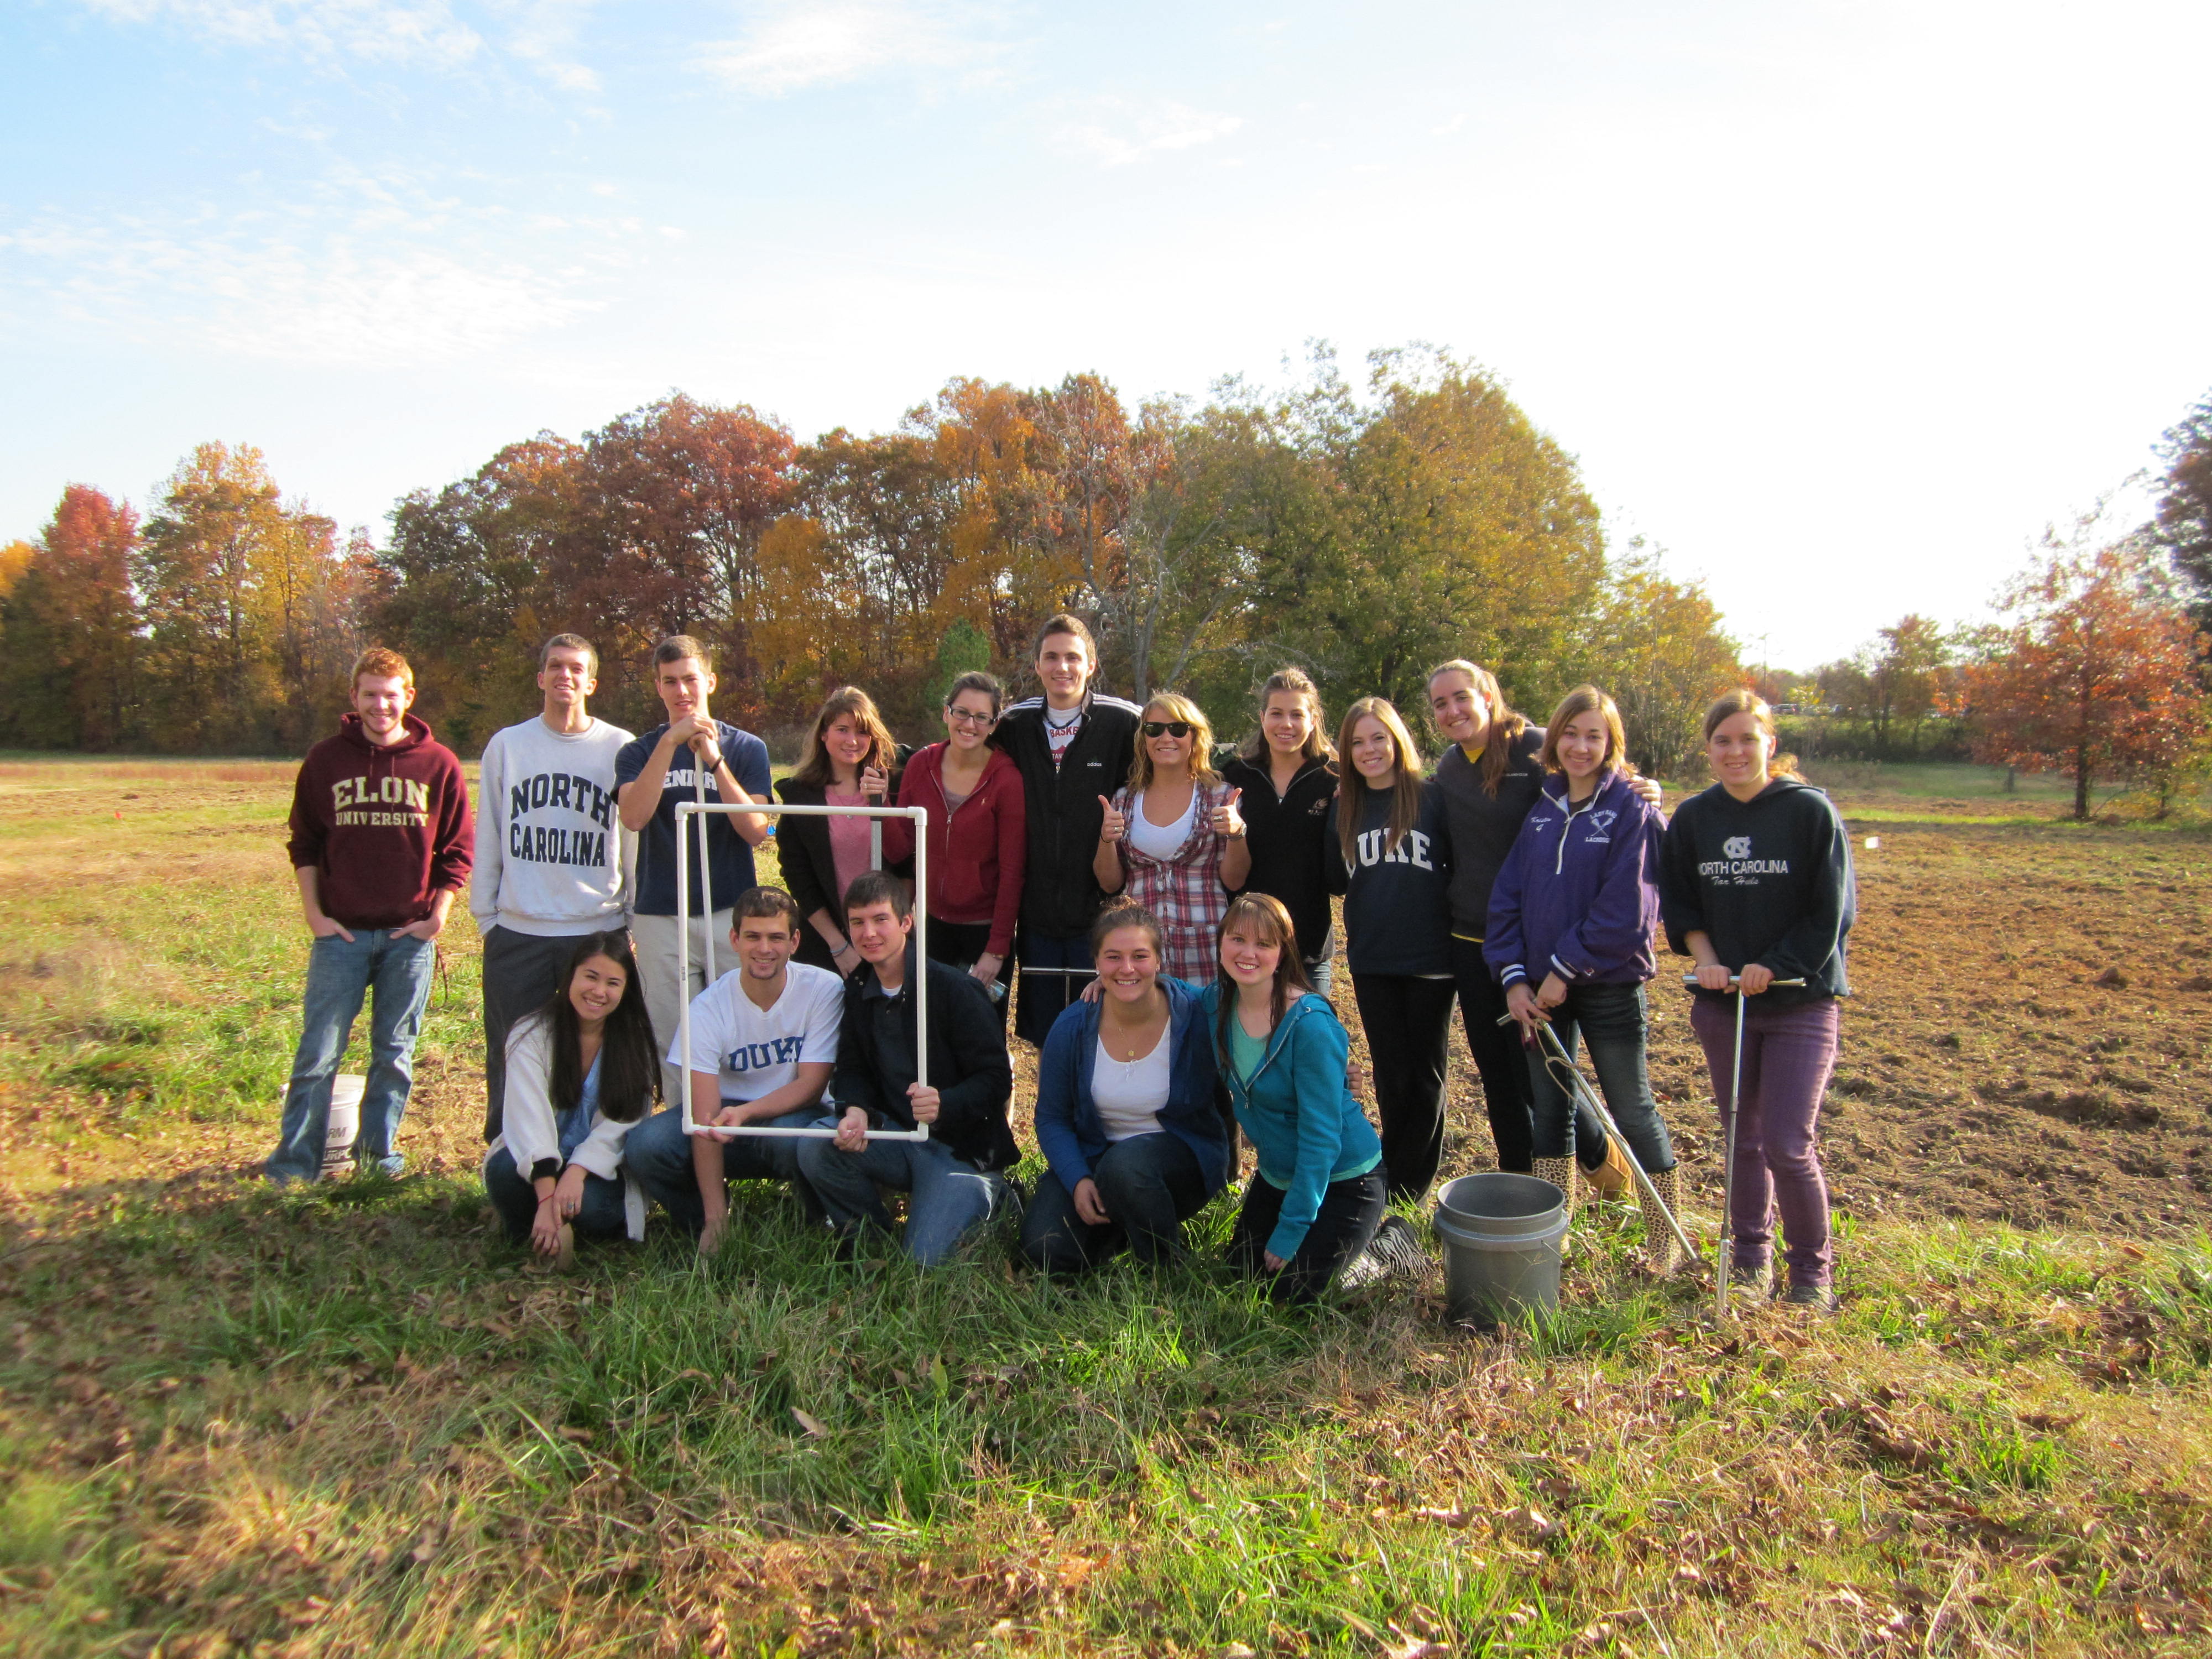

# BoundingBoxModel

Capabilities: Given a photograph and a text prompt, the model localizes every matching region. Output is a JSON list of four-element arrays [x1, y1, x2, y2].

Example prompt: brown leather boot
[[1583, 1130, 1636, 1203]]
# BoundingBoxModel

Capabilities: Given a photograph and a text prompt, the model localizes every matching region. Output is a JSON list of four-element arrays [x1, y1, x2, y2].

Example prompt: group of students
[[266, 611, 1855, 1308]]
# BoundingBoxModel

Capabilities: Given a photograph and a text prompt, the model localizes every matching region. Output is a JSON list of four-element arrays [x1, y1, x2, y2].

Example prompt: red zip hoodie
[[286, 713, 474, 929], [884, 743, 1027, 957]]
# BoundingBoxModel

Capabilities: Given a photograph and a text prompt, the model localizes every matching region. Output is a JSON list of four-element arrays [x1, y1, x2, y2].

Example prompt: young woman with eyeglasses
[[1094, 694, 1251, 983], [885, 671, 1026, 1003], [1222, 668, 1341, 997]]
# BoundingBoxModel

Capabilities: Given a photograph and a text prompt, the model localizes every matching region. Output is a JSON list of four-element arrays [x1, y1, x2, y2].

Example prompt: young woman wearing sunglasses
[[1094, 694, 1250, 983]]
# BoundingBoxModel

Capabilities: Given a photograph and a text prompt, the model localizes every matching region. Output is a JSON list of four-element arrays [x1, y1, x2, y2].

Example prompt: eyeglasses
[[1142, 721, 1193, 738], [945, 706, 996, 726]]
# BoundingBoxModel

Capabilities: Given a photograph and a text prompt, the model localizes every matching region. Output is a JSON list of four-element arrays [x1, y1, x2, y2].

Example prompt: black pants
[[1228, 1169, 1387, 1304], [1020, 1132, 1209, 1273], [481, 926, 586, 1144], [929, 916, 1013, 1022], [1448, 937, 1611, 1173], [1350, 972, 1458, 1203], [1014, 927, 1093, 1047]]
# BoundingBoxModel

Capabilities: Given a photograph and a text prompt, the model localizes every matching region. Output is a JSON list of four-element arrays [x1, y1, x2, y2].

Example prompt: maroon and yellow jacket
[[286, 713, 474, 928]]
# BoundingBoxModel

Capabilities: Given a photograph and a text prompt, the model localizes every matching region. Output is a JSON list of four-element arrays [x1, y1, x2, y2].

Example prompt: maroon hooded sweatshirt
[[286, 712, 474, 930], [882, 742, 1027, 958]]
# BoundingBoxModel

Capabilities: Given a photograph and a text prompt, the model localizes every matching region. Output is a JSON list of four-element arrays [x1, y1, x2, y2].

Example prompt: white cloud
[[0, 172, 619, 366], [1050, 96, 1243, 168], [696, 1, 1004, 95], [77, 1, 484, 66]]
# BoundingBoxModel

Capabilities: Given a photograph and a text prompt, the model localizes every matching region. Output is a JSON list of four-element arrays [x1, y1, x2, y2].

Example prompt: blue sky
[[4, 1, 2208, 666]]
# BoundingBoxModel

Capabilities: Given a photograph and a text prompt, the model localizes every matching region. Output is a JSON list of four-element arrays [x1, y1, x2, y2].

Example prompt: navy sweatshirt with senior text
[[1657, 778, 1855, 1005]]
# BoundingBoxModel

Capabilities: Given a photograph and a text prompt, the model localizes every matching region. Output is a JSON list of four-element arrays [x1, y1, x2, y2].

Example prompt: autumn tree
[[1968, 531, 2208, 820], [0, 487, 142, 749], [2154, 388, 2212, 627]]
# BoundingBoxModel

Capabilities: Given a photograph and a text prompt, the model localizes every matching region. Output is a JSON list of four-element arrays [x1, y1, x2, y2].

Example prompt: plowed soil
[[1394, 807, 2212, 1234]]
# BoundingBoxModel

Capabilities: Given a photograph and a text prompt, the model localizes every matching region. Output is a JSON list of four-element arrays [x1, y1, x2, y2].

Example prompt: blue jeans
[[625, 1103, 828, 1234], [1020, 1131, 1209, 1273], [1526, 982, 1674, 1172], [267, 930, 437, 1184], [796, 1133, 1008, 1266], [483, 1145, 628, 1245]]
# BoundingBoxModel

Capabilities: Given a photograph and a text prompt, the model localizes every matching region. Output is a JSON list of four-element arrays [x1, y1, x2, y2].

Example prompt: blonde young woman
[[1094, 693, 1251, 983], [1222, 668, 1340, 995], [775, 687, 904, 978]]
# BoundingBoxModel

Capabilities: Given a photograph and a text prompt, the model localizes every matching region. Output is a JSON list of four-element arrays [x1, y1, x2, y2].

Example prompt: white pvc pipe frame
[[676, 795, 931, 1142]]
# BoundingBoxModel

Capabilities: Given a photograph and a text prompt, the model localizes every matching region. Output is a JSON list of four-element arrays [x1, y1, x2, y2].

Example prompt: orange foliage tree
[[1968, 534, 2208, 819]]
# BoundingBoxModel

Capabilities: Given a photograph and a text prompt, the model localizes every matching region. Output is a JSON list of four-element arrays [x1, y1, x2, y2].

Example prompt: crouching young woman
[[1204, 893, 1386, 1303], [482, 930, 660, 1262], [1022, 902, 1233, 1274]]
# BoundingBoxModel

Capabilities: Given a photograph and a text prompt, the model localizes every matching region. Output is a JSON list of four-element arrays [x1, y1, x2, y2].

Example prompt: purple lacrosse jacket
[[1482, 768, 1664, 990]]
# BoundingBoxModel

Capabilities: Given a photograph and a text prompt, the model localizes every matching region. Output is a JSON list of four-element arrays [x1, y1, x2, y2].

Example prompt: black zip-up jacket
[[1222, 752, 1339, 966], [1432, 725, 1547, 941], [774, 760, 911, 973], [1328, 779, 1454, 977], [830, 943, 1018, 1170], [991, 688, 1143, 940], [1658, 778, 1855, 1006]]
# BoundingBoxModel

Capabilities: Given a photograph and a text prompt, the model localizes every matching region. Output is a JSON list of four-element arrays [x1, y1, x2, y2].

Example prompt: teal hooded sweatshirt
[[1191, 983, 1383, 1261]]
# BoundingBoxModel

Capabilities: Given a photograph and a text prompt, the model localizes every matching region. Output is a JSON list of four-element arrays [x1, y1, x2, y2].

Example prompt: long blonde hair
[[1426, 658, 1531, 797], [1126, 693, 1220, 794], [1238, 667, 1333, 764], [1702, 689, 1802, 782], [1334, 696, 1426, 869], [791, 686, 899, 787]]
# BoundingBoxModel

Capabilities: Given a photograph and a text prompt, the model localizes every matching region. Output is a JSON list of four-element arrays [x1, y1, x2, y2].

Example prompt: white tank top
[[1127, 788, 1197, 861], [1092, 1025, 1171, 1141]]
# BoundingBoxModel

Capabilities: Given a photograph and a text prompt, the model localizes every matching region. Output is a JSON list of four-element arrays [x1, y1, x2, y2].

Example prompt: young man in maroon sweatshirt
[[267, 648, 473, 1185]]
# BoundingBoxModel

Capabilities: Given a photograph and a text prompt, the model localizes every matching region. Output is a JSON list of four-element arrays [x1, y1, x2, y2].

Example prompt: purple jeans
[[1689, 995, 1840, 1290]]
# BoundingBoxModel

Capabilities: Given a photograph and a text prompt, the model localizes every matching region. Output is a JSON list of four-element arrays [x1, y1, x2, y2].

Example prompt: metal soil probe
[[1687, 972, 1804, 1319]]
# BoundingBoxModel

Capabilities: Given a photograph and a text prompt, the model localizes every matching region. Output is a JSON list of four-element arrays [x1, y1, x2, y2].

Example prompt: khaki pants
[[629, 909, 733, 1106]]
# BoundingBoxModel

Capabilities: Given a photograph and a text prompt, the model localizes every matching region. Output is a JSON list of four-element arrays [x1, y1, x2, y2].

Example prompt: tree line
[[0, 347, 1741, 770], [1751, 390, 2212, 818]]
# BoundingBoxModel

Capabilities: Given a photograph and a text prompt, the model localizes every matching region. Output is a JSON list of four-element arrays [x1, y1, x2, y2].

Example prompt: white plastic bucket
[[1434, 1171, 1569, 1328], [321, 1074, 366, 1174]]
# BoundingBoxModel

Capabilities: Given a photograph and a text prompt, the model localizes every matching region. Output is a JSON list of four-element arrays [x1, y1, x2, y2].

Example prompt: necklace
[[1102, 1005, 1164, 1062]]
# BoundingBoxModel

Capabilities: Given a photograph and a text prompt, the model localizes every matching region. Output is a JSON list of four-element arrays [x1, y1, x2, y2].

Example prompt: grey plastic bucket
[[1434, 1172, 1569, 1328]]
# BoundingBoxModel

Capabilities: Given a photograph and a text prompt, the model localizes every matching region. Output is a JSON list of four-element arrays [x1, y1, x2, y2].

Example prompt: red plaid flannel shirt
[[1110, 780, 1234, 983]]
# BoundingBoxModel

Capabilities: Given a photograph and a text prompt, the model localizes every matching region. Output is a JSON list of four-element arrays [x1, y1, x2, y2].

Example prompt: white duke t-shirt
[[674, 962, 844, 1103]]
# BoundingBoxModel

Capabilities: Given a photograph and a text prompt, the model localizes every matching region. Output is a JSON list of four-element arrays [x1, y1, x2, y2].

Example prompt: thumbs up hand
[[1097, 795, 1128, 843], [1211, 786, 1246, 839]]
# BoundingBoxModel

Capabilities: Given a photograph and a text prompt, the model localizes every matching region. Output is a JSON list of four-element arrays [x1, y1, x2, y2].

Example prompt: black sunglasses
[[1142, 721, 1193, 738]]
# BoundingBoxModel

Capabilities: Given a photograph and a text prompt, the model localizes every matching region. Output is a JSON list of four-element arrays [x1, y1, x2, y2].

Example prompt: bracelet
[[832, 942, 853, 957]]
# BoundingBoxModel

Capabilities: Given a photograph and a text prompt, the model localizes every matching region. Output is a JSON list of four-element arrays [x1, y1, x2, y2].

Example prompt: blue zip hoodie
[[1033, 975, 1233, 1199], [1193, 983, 1383, 1262], [1484, 769, 1662, 990]]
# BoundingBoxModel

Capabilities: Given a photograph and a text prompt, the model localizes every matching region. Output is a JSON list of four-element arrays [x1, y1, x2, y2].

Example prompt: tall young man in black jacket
[[991, 614, 1143, 1045], [795, 872, 1016, 1264]]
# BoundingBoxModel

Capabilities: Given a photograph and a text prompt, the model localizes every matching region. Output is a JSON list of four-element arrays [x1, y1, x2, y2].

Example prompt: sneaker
[[1781, 1282, 1838, 1314], [1365, 1215, 1435, 1279]]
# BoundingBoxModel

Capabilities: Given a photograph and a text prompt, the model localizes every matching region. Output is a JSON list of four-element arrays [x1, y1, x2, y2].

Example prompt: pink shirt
[[827, 785, 870, 911]]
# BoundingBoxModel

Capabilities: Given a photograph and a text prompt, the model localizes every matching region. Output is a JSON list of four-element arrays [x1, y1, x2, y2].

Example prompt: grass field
[[3, 758, 2211, 1656]]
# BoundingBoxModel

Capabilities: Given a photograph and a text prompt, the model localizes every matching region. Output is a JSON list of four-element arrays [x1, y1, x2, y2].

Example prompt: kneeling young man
[[797, 871, 1016, 1265], [625, 887, 843, 1255]]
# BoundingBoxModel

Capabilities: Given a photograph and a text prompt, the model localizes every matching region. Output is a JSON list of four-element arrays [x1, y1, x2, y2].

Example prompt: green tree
[[1568, 549, 1741, 778], [2154, 388, 2212, 627]]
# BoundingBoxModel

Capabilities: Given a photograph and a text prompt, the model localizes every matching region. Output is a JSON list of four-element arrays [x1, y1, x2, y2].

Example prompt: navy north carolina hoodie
[[1657, 778, 1855, 1006]]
